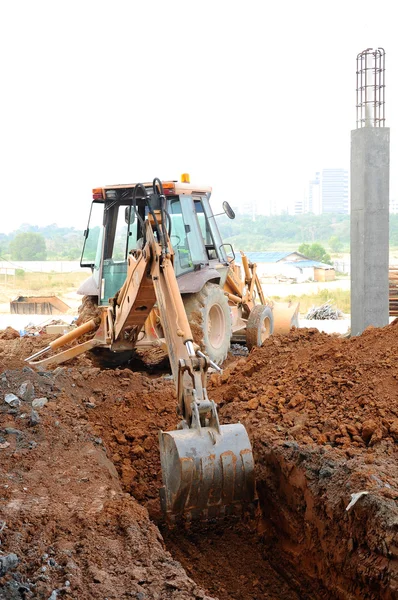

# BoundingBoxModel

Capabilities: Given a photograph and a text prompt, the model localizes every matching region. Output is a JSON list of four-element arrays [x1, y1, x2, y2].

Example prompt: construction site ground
[[1, 322, 398, 599]]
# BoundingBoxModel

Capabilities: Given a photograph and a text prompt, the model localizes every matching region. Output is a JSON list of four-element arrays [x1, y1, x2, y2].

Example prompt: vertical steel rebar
[[356, 48, 385, 128]]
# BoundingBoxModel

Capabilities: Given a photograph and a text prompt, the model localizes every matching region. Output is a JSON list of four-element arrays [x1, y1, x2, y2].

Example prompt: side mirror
[[222, 201, 235, 220], [125, 206, 136, 225]]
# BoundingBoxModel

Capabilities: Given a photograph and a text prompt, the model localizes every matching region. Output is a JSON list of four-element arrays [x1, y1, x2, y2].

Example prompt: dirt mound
[[82, 368, 177, 520], [76, 295, 101, 326], [0, 327, 20, 340], [0, 365, 213, 599], [0, 333, 75, 372], [210, 323, 398, 450], [205, 323, 398, 598]]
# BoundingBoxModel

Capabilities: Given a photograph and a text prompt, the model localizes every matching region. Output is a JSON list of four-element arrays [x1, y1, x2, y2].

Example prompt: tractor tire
[[246, 304, 274, 350], [183, 283, 232, 365]]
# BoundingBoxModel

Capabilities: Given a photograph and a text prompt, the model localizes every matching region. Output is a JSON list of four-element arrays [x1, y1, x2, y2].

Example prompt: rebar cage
[[356, 48, 385, 128]]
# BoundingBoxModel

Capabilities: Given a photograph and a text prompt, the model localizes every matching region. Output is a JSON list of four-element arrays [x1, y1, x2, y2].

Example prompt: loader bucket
[[159, 423, 255, 523], [271, 300, 300, 335]]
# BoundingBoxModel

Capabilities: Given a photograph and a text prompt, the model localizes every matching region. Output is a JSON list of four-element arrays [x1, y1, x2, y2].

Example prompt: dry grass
[[0, 271, 88, 303], [0, 270, 351, 318], [271, 288, 351, 315]]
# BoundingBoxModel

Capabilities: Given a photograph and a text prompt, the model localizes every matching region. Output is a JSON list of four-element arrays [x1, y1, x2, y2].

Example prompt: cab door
[[80, 201, 105, 299], [169, 196, 208, 276], [193, 194, 227, 264]]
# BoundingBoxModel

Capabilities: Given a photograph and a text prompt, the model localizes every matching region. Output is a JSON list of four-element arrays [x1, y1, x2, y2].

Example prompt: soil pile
[[207, 323, 398, 598], [0, 333, 63, 372], [76, 295, 101, 327], [0, 327, 21, 341], [0, 365, 212, 599], [211, 323, 398, 450]]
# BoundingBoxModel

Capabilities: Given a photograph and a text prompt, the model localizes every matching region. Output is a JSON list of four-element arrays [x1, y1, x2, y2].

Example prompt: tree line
[[217, 212, 351, 251], [0, 224, 83, 261], [2, 214, 398, 261]]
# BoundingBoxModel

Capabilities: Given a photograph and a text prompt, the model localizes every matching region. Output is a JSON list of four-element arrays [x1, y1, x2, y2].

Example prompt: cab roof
[[101, 181, 212, 194]]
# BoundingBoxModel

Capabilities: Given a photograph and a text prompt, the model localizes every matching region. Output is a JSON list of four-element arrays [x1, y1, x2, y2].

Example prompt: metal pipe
[[25, 345, 51, 362], [25, 319, 98, 363], [185, 340, 195, 357], [196, 350, 222, 373]]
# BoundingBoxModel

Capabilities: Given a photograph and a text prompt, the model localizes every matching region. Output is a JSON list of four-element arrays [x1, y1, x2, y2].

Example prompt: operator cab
[[79, 177, 234, 305]]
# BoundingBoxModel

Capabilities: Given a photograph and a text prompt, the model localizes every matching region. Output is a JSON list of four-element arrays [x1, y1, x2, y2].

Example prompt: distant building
[[307, 172, 321, 214], [297, 169, 349, 215], [293, 198, 305, 215], [321, 168, 349, 214]]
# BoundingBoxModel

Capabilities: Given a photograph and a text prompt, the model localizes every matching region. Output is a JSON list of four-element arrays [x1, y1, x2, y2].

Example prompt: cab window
[[169, 199, 193, 276], [194, 199, 217, 260]]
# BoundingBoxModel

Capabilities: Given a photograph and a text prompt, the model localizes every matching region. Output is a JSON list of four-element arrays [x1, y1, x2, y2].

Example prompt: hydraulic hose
[[128, 183, 148, 253], [152, 177, 171, 254]]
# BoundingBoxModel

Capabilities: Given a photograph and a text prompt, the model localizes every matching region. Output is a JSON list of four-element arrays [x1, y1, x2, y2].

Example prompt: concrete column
[[350, 127, 390, 335]]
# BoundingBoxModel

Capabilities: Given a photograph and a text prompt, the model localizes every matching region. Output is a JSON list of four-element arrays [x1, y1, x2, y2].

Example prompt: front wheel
[[183, 283, 232, 365], [246, 304, 274, 350]]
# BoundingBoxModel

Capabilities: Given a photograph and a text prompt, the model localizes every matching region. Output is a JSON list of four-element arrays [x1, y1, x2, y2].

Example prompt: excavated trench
[[91, 396, 398, 600], [85, 373, 303, 599], [99, 401, 398, 600], [252, 442, 398, 600], [161, 520, 303, 600], [90, 386, 318, 600]]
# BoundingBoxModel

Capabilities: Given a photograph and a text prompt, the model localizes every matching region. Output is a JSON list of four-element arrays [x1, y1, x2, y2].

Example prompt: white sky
[[0, 0, 396, 232]]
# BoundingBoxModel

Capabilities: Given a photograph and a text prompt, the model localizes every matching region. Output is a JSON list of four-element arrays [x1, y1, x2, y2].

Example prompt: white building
[[298, 169, 349, 215], [293, 198, 305, 215], [307, 172, 321, 214], [321, 168, 349, 214]]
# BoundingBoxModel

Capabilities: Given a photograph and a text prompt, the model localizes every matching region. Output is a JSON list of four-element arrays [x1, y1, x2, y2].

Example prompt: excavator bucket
[[159, 422, 255, 523], [271, 300, 300, 335]]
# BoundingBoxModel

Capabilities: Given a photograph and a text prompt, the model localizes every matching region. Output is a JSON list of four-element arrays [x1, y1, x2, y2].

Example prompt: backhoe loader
[[29, 174, 298, 369], [27, 178, 255, 522]]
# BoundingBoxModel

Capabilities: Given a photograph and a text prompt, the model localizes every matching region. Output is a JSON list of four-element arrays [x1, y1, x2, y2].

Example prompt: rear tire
[[183, 283, 232, 365], [246, 304, 274, 350]]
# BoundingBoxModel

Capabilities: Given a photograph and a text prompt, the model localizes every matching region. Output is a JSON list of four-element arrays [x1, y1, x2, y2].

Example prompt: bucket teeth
[[161, 500, 259, 528]]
